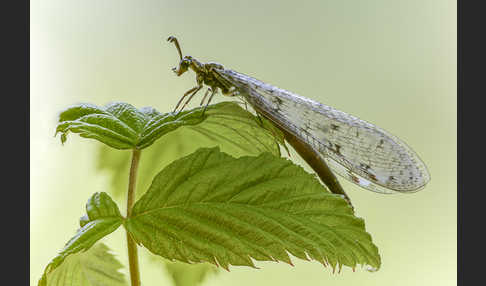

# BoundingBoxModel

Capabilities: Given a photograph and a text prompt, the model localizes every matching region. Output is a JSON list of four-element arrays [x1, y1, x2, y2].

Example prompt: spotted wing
[[214, 68, 430, 194]]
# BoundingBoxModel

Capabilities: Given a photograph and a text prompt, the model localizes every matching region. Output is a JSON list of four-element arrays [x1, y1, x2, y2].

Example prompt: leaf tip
[[60, 133, 67, 144], [37, 275, 46, 286]]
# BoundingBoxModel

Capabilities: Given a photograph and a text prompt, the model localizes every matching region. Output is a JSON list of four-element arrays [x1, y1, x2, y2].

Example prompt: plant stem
[[126, 149, 141, 286]]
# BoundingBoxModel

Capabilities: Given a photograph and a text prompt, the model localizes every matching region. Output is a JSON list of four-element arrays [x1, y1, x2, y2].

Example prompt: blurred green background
[[30, 0, 456, 285]]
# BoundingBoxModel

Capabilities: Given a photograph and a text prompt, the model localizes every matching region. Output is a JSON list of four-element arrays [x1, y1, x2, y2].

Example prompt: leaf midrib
[[129, 198, 347, 222], [128, 200, 362, 267]]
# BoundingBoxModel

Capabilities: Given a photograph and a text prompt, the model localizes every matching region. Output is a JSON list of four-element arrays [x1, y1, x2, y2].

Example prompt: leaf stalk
[[126, 149, 142, 286]]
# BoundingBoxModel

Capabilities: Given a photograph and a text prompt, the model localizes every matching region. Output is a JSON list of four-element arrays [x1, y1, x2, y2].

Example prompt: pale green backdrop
[[30, 0, 456, 285]]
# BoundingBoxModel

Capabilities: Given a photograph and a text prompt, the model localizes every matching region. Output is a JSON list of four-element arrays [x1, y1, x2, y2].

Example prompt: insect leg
[[199, 88, 212, 106], [174, 74, 204, 113], [173, 86, 199, 112], [178, 85, 203, 113], [202, 87, 218, 115], [239, 96, 248, 111], [255, 110, 264, 125], [236, 98, 248, 111]]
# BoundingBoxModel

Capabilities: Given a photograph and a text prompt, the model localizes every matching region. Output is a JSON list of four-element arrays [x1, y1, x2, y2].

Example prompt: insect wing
[[214, 69, 430, 194]]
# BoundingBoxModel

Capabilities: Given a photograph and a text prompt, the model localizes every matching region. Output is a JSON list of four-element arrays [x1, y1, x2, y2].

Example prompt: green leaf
[[39, 192, 124, 286], [56, 101, 284, 152], [96, 101, 284, 200], [124, 147, 380, 272], [41, 242, 128, 286], [56, 102, 208, 149]]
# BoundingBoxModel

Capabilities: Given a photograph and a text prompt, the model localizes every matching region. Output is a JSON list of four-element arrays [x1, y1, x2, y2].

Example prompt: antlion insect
[[167, 36, 430, 207]]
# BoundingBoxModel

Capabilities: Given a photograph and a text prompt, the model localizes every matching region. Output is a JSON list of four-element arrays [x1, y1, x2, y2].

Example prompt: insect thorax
[[198, 62, 234, 94]]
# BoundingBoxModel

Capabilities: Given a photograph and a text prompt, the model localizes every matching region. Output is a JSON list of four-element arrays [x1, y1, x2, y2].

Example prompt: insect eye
[[181, 59, 191, 67]]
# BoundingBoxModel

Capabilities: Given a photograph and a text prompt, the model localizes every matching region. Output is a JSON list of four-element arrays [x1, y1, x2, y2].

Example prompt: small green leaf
[[96, 101, 284, 199], [125, 147, 380, 272], [55, 102, 210, 149], [41, 242, 128, 286], [39, 192, 123, 286]]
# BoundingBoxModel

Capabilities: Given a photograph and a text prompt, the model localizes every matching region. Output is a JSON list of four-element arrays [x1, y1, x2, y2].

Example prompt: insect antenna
[[167, 36, 183, 60]]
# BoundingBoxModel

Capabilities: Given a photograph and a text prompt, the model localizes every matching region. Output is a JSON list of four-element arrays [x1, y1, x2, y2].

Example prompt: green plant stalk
[[126, 149, 142, 286]]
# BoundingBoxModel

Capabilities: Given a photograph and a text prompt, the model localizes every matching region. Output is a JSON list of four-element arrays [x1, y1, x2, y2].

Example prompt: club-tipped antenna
[[167, 36, 183, 60]]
